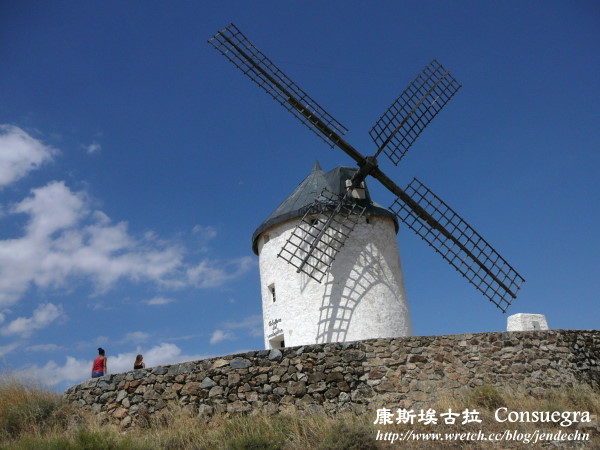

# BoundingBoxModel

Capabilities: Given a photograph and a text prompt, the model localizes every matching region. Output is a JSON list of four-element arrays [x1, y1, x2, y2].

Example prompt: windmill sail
[[390, 178, 525, 312], [210, 24, 525, 312], [278, 189, 366, 282], [370, 60, 461, 165], [208, 24, 348, 148]]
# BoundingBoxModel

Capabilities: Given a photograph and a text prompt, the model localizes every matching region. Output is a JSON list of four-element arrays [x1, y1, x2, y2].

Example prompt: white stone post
[[507, 313, 549, 331]]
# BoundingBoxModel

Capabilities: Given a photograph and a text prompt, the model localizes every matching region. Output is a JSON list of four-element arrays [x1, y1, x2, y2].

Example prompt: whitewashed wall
[[257, 215, 412, 348], [507, 313, 550, 331]]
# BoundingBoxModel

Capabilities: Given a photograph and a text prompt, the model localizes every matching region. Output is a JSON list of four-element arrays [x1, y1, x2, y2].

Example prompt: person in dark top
[[91, 348, 107, 378], [134, 354, 145, 370]]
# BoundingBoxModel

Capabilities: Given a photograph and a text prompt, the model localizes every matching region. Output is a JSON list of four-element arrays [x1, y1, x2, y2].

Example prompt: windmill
[[208, 24, 525, 330]]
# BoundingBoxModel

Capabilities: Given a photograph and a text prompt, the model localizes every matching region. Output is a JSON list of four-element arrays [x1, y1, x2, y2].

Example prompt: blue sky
[[0, 1, 598, 391]]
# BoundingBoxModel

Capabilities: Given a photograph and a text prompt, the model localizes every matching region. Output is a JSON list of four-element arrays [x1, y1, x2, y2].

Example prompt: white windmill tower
[[252, 162, 412, 348], [209, 25, 525, 349]]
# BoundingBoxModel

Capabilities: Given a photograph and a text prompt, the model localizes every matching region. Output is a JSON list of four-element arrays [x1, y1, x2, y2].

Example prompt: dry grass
[[0, 373, 64, 441], [128, 408, 378, 450], [0, 373, 598, 449]]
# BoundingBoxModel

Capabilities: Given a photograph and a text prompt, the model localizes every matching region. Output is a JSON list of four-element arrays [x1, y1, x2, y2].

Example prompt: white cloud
[[228, 315, 263, 338], [121, 331, 150, 344], [192, 225, 217, 241], [210, 315, 263, 345], [88, 300, 113, 311], [20, 356, 90, 387], [138, 343, 209, 367], [210, 329, 235, 345], [0, 341, 21, 357], [164, 333, 202, 342], [85, 142, 101, 154], [0, 181, 185, 307], [19, 343, 212, 387], [144, 296, 175, 306], [187, 256, 255, 288], [26, 343, 63, 352], [0, 125, 57, 188], [14, 181, 87, 238], [0, 303, 64, 337], [0, 127, 254, 310], [223, 315, 262, 330]]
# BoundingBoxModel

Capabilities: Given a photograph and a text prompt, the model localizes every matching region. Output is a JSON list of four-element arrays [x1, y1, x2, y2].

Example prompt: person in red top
[[91, 347, 107, 378]]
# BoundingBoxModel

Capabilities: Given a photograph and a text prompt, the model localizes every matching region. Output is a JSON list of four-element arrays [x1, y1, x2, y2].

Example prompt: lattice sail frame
[[278, 189, 367, 283], [390, 178, 525, 312], [370, 60, 462, 166], [208, 23, 348, 147]]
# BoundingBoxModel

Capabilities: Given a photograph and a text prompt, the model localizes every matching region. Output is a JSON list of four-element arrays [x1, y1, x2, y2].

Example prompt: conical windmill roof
[[252, 162, 398, 254]]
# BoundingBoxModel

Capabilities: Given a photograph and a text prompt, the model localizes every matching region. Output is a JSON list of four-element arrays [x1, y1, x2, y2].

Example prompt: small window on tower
[[268, 284, 276, 303]]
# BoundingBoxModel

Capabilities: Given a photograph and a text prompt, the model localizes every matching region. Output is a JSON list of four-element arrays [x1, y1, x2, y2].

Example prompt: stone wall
[[64, 330, 599, 427]]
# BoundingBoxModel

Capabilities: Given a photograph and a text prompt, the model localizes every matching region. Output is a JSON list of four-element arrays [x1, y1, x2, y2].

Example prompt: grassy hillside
[[1, 372, 598, 449]]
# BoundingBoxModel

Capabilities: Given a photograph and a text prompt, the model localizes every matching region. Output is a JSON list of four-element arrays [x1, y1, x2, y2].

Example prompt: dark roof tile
[[252, 162, 398, 254]]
